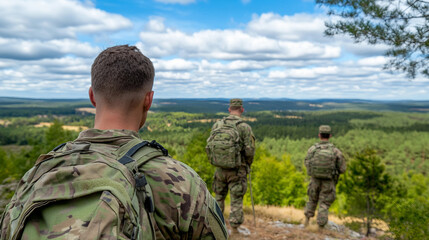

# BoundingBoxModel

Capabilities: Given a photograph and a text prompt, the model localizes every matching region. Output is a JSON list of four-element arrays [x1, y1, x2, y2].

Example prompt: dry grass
[[76, 107, 96, 114], [34, 122, 88, 132], [0, 119, 11, 126], [222, 205, 384, 239], [274, 115, 303, 119]]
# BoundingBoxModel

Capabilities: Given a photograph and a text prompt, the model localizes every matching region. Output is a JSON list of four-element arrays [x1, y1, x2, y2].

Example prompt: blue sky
[[0, 0, 427, 100]]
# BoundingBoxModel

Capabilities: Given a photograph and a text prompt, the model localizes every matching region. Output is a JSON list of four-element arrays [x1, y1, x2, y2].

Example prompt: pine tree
[[340, 149, 393, 236], [317, 0, 429, 78]]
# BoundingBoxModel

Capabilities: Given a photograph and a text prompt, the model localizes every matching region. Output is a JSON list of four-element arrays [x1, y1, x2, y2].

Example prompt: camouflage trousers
[[304, 177, 336, 227], [212, 167, 247, 228]]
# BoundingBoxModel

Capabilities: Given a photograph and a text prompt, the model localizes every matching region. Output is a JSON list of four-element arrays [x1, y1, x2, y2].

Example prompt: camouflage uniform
[[211, 101, 255, 228], [304, 126, 346, 227], [0, 129, 227, 240]]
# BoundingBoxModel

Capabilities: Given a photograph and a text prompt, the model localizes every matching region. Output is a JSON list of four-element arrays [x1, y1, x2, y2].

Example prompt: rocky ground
[[226, 218, 367, 240], [223, 206, 388, 240]]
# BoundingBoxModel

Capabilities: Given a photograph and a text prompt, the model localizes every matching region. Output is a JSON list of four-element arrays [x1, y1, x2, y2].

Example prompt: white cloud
[[247, 13, 326, 42], [138, 18, 341, 60], [358, 56, 387, 66], [153, 59, 197, 71], [0, 0, 132, 40], [0, 2, 424, 100], [0, 38, 99, 60], [268, 66, 339, 79]]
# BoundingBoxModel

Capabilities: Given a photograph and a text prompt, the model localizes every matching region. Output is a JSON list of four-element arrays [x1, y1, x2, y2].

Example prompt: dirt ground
[[223, 207, 379, 240], [226, 217, 354, 240]]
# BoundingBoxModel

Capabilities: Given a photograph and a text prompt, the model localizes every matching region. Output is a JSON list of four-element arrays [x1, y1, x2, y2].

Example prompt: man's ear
[[89, 87, 96, 107], [143, 91, 154, 112], [228, 107, 231, 113], [241, 107, 245, 113]]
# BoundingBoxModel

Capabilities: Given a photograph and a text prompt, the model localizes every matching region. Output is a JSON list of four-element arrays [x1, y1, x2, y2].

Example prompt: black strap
[[118, 140, 168, 214], [52, 143, 66, 151], [118, 140, 168, 165], [149, 140, 169, 156], [118, 141, 150, 165]]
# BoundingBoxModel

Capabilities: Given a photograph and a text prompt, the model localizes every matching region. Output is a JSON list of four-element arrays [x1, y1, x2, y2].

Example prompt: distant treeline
[[2, 97, 429, 116]]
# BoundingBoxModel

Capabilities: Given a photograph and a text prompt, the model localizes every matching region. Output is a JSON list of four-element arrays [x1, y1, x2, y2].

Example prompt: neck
[[93, 108, 143, 132], [230, 111, 242, 117], [320, 138, 329, 141]]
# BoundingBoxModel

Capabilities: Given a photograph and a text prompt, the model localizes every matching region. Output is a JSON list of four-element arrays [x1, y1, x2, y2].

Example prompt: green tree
[[387, 198, 429, 239], [316, 0, 429, 78], [181, 129, 215, 188], [340, 149, 395, 236], [251, 146, 307, 207]]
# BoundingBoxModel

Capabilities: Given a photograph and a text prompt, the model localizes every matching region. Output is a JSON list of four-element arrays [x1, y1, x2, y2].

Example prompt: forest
[[1, 99, 429, 239]]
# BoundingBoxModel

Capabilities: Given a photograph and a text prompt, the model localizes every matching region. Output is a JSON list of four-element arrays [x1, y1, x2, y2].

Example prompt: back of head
[[229, 98, 243, 111], [91, 45, 154, 105], [319, 125, 331, 139]]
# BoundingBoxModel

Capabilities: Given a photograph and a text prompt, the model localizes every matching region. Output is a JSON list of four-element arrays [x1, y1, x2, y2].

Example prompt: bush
[[250, 146, 307, 207], [387, 199, 429, 239]]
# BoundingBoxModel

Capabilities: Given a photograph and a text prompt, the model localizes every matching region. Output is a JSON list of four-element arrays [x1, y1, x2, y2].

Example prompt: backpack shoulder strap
[[117, 139, 169, 166], [115, 139, 168, 240]]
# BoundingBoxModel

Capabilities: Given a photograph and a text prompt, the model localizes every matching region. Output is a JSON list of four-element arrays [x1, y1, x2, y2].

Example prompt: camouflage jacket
[[212, 115, 255, 167], [305, 140, 346, 176], [0, 129, 227, 240]]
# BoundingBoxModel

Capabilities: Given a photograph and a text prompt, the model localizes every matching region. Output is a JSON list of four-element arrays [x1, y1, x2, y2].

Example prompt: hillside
[[1, 99, 429, 238]]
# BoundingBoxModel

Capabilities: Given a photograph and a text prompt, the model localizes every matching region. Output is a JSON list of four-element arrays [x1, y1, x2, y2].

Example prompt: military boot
[[231, 226, 239, 235], [304, 216, 310, 227]]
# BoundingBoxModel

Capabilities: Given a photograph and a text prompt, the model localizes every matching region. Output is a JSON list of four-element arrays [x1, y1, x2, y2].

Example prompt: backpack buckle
[[135, 172, 148, 191]]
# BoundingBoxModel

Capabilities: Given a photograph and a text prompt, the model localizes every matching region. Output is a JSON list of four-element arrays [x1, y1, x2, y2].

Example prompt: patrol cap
[[230, 98, 243, 107], [319, 125, 331, 134]]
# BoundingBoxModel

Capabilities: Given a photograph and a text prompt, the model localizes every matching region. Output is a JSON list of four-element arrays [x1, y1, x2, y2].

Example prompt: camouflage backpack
[[206, 118, 242, 169], [0, 138, 168, 240], [309, 143, 336, 180]]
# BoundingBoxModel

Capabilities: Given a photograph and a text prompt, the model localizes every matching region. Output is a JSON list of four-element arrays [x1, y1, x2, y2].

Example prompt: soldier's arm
[[335, 148, 346, 174], [238, 123, 255, 166], [212, 121, 220, 131], [189, 187, 228, 240], [304, 146, 315, 170]]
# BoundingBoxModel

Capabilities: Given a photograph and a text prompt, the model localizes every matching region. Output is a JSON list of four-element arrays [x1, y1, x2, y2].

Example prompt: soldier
[[0, 45, 228, 240], [304, 125, 346, 230], [206, 99, 255, 234]]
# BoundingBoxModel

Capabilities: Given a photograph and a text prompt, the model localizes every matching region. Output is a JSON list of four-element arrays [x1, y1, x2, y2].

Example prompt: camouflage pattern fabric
[[0, 129, 228, 240], [304, 140, 346, 227], [210, 115, 255, 228], [212, 167, 247, 228], [308, 143, 336, 179], [229, 99, 243, 107], [206, 118, 242, 169], [304, 177, 336, 226]]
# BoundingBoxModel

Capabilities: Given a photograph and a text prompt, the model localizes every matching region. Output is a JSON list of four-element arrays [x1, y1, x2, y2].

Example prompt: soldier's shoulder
[[141, 155, 209, 227], [307, 144, 318, 153], [143, 155, 203, 186], [237, 121, 253, 132], [332, 146, 343, 155]]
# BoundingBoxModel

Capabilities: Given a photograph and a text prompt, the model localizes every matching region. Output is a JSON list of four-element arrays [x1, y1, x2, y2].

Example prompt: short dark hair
[[91, 45, 154, 102], [320, 133, 330, 139]]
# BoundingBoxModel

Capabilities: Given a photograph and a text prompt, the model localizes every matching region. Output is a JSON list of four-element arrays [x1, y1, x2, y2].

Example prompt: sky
[[0, 0, 427, 100]]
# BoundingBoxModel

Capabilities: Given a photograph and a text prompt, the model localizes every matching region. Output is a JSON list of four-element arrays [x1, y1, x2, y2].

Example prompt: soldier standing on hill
[[0, 45, 228, 240], [206, 99, 256, 234], [304, 125, 346, 230]]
